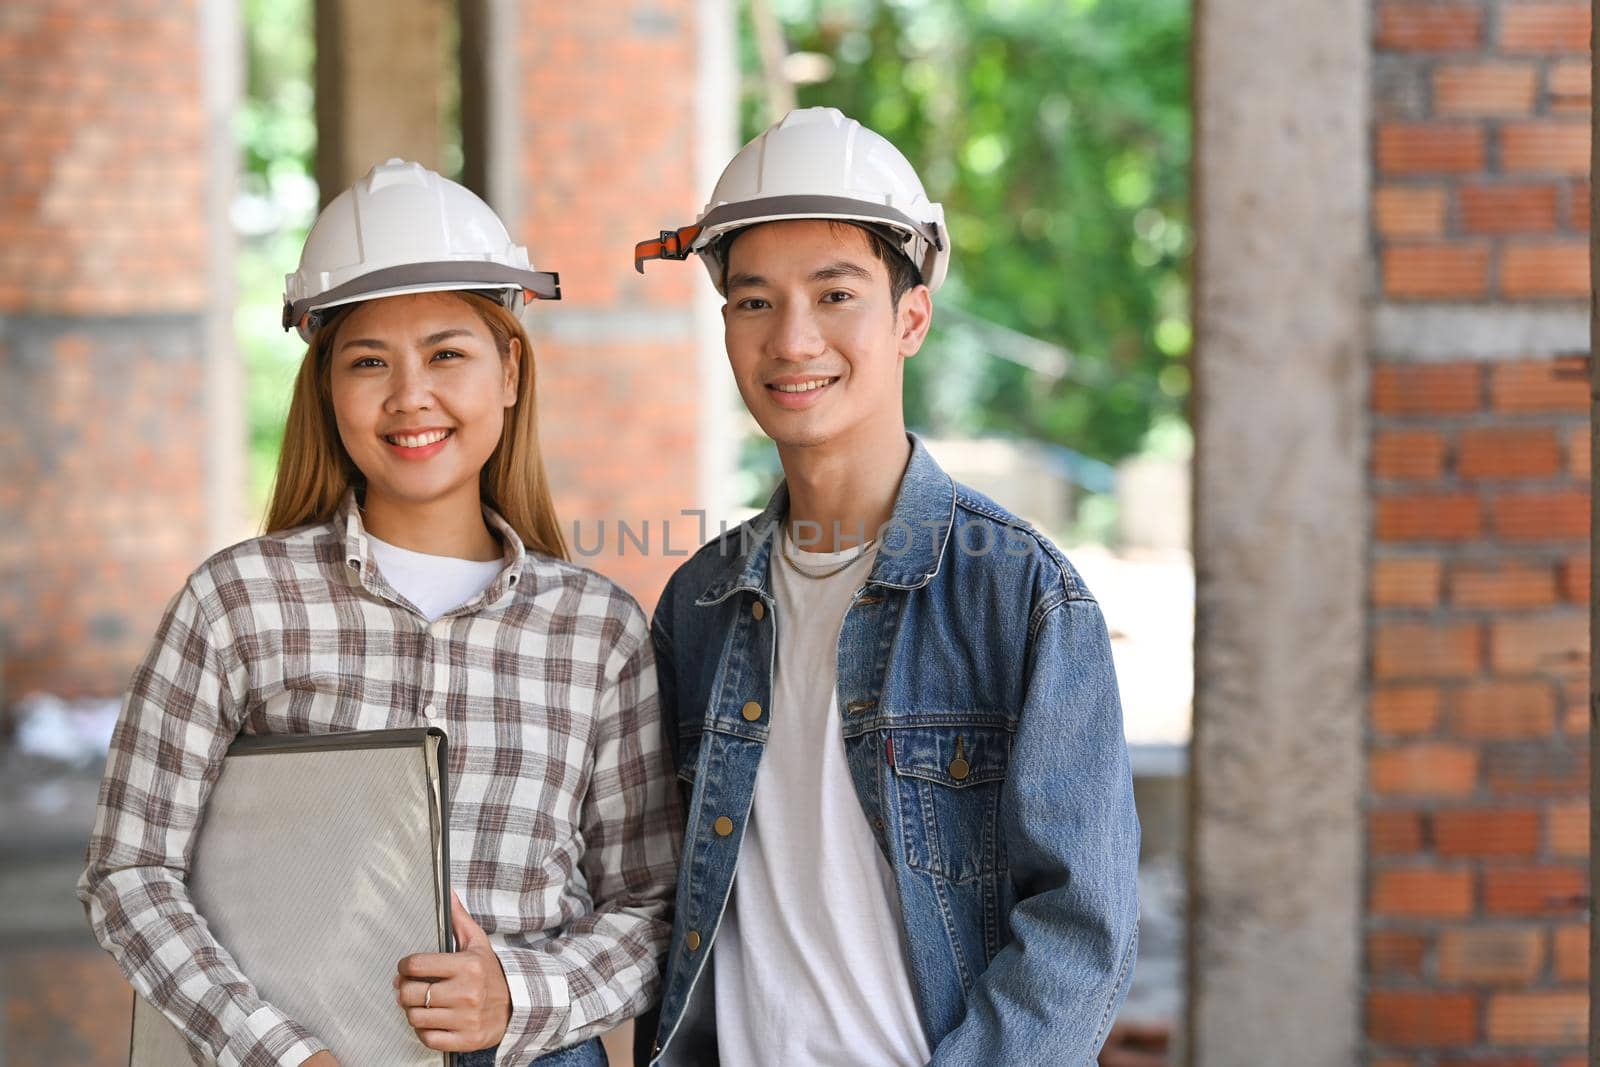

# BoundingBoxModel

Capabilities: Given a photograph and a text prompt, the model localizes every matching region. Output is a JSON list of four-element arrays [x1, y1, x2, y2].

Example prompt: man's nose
[[769, 304, 826, 361]]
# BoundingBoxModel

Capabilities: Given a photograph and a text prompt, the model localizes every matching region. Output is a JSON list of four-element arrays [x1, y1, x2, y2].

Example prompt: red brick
[[1371, 743, 1480, 796], [1492, 491, 1590, 542], [1374, 685, 1443, 735], [1379, 123, 1488, 174], [1375, 429, 1448, 480], [1453, 680, 1558, 739], [1486, 991, 1587, 1045], [1500, 3, 1591, 52], [1451, 562, 1559, 609], [1501, 242, 1589, 298], [1491, 613, 1588, 673], [1368, 990, 1478, 1045], [1384, 244, 1491, 299], [1458, 183, 1560, 234], [1374, 622, 1483, 679], [1552, 923, 1588, 980], [1559, 554, 1589, 602], [1374, 867, 1476, 917], [1433, 808, 1541, 857], [1548, 61, 1591, 115], [1377, 493, 1483, 541], [1434, 63, 1538, 116], [1458, 428, 1564, 479], [1544, 800, 1588, 859], [1376, 186, 1449, 238], [1375, 364, 1482, 415], [1571, 179, 1592, 230], [1371, 809, 1427, 854], [1483, 865, 1587, 915], [1440, 1058, 1537, 1067], [1377, 4, 1483, 50], [1375, 557, 1444, 608], [1501, 122, 1590, 175], [1569, 427, 1590, 478], [1436, 927, 1546, 983], [1369, 931, 1428, 977], [1491, 359, 1590, 412]]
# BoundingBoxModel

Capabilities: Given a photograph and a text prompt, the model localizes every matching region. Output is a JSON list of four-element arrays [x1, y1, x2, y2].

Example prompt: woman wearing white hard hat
[[80, 159, 679, 1067]]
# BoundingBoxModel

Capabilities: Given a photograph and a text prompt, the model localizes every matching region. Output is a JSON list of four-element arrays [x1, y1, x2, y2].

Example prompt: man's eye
[[822, 290, 853, 304], [738, 298, 770, 311]]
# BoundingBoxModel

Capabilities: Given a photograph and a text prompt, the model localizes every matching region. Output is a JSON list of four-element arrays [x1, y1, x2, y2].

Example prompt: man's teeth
[[387, 429, 451, 448], [773, 378, 835, 394]]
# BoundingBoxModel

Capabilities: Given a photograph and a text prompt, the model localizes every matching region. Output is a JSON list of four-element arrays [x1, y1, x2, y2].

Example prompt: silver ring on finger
[[424, 983, 433, 1010]]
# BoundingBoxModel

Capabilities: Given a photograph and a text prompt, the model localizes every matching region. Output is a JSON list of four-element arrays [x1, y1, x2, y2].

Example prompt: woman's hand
[[394, 893, 513, 1052], [300, 1053, 341, 1067]]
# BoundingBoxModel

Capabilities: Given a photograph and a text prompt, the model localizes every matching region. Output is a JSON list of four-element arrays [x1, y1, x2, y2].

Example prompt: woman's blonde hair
[[263, 292, 569, 560]]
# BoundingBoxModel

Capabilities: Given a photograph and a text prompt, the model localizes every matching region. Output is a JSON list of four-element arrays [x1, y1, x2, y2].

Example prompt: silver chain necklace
[[780, 535, 876, 581]]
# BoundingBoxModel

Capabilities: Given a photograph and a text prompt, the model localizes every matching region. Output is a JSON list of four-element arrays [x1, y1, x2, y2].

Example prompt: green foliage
[[749, 0, 1192, 463], [237, 0, 317, 519]]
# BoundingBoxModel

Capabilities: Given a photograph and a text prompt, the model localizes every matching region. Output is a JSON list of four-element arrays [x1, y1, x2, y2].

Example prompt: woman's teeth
[[773, 378, 836, 393], [386, 429, 452, 447]]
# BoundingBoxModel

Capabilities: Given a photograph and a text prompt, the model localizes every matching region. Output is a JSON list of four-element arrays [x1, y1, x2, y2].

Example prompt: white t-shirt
[[366, 534, 504, 622], [711, 532, 931, 1067]]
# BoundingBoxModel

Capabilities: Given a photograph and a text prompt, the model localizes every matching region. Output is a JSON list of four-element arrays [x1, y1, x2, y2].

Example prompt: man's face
[[722, 219, 931, 451]]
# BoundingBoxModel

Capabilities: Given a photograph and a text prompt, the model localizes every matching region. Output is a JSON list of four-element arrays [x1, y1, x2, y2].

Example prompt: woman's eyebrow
[[338, 328, 474, 352]]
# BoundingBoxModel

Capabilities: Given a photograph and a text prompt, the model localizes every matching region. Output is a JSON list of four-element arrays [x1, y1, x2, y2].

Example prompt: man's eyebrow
[[338, 327, 473, 352], [725, 271, 769, 292], [809, 260, 874, 283]]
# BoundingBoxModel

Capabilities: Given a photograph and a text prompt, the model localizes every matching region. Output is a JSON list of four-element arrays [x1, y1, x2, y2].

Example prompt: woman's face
[[327, 291, 518, 514]]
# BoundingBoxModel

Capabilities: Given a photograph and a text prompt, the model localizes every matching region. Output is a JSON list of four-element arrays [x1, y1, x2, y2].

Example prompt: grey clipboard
[[128, 728, 457, 1066]]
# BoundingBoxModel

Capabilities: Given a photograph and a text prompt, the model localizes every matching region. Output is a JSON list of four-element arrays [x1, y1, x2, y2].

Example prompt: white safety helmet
[[634, 107, 949, 294], [283, 158, 560, 342]]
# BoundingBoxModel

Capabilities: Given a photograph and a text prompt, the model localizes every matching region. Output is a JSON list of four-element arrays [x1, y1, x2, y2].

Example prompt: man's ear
[[502, 336, 521, 406], [897, 284, 933, 359]]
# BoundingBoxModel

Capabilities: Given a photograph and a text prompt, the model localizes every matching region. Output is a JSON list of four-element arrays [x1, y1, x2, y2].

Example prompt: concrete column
[[315, 0, 449, 198], [1189, 0, 1369, 1063]]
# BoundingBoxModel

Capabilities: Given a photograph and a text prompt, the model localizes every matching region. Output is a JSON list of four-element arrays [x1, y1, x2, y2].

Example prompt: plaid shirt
[[78, 493, 681, 1067]]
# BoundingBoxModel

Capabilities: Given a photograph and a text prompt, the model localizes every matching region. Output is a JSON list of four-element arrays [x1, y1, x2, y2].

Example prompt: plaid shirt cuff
[[492, 941, 570, 1064]]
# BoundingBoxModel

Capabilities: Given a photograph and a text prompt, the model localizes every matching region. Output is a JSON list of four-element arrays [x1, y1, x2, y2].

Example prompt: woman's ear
[[502, 336, 522, 407]]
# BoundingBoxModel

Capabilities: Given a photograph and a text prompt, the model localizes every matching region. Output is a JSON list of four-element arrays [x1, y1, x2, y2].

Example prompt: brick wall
[[516, 3, 709, 609], [0, 2, 219, 699], [1368, 2, 1591, 1062]]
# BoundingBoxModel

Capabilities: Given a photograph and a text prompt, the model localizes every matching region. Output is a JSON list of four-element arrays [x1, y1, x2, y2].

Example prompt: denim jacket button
[[751, 600, 765, 621], [741, 701, 763, 721], [713, 816, 734, 836], [686, 930, 702, 951]]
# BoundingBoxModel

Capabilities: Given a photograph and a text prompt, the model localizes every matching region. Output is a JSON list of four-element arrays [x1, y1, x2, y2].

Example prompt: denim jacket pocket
[[889, 724, 1011, 883]]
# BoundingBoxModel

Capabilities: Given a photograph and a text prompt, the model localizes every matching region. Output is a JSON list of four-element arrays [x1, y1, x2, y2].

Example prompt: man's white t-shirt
[[367, 534, 503, 622], [711, 531, 932, 1067]]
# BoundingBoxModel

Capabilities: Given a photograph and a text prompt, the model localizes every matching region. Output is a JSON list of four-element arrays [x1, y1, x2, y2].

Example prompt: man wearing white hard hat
[[635, 108, 1139, 1065]]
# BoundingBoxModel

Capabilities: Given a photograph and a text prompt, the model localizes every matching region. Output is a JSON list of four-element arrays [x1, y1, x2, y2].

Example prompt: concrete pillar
[[1189, 0, 1369, 1063], [0, 0, 240, 698], [315, 0, 450, 198], [462, 0, 736, 607]]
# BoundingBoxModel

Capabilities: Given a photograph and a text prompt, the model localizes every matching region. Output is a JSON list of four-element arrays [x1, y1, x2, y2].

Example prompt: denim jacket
[[648, 435, 1140, 1066]]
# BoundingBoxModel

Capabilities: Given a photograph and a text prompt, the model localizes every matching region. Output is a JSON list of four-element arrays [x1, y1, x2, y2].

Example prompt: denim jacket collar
[[693, 433, 956, 606]]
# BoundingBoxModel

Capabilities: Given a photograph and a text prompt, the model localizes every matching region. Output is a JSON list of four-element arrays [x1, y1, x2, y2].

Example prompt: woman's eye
[[351, 357, 384, 369], [432, 348, 464, 361]]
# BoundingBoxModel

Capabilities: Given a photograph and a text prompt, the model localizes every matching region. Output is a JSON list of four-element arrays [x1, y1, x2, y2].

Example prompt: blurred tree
[[237, 0, 318, 516], [744, 0, 1192, 464]]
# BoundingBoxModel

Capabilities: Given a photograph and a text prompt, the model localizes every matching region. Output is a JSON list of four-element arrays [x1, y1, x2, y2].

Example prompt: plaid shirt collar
[[336, 489, 534, 613]]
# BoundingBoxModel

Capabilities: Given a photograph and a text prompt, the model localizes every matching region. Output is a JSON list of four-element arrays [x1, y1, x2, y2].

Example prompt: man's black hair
[[718, 220, 924, 309]]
